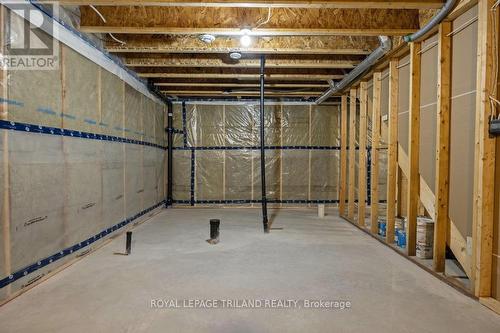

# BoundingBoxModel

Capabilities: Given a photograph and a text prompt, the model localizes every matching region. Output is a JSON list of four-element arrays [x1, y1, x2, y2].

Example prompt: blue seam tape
[[61, 113, 76, 120], [190, 149, 195, 206], [0, 200, 166, 289], [171, 129, 184, 134], [182, 101, 188, 148], [84, 118, 97, 125], [0, 120, 167, 150], [173, 199, 387, 205], [173, 146, 342, 151], [36, 107, 56, 115], [174, 199, 340, 204], [0, 98, 24, 107]]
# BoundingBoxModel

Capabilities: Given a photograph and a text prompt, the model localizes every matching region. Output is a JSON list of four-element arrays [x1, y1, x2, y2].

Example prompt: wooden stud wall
[[0, 5, 11, 298], [335, 1, 500, 307], [472, 0, 496, 298], [358, 82, 368, 226], [434, 22, 452, 273], [386, 59, 399, 243], [406, 42, 422, 256], [370, 72, 382, 234], [348, 89, 357, 220], [339, 95, 348, 217]]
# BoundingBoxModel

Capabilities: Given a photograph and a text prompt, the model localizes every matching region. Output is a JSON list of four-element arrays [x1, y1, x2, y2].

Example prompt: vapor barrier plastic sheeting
[[0, 18, 167, 301], [171, 102, 341, 206]]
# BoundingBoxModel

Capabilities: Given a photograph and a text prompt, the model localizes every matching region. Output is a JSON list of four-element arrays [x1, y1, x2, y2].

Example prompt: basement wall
[[0, 13, 167, 303], [393, 6, 478, 279], [172, 102, 340, 207]]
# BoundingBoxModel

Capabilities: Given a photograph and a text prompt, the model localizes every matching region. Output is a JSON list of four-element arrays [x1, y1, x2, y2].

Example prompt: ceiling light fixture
[[240, 29, 252, 47], [229, 52, 242, 60], [199, 34, 216, 44]]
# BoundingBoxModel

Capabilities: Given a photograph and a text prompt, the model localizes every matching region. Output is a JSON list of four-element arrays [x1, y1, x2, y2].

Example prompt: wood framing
[[156, 83, 330, 88], [386, 59, 399, 243], [57, 1, 445, 9], [339, 95, 348, 216], [471, 0, 496, 298], [370, 72, 382, 234], [397, 167, 404, 217], [125, 57, 359, 69], [79, 7, 420, 36], [160, 90, 324, 97], [1, 4, 12, 296], [348, 89, 357, 220], [479, 297, 500, 316], [398, 143, 472, 278], [358, 82, 368, 226], [83, 26, 418, 37], [107, 35, 376, 55], [143, 73, 344, 80], [406, 41, 421, 256], [434, 21, 452, 273]]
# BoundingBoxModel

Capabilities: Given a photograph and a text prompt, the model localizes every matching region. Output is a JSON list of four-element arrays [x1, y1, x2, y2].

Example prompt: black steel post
[[260, 55, 269, 233], [166, 102, 173, 207]]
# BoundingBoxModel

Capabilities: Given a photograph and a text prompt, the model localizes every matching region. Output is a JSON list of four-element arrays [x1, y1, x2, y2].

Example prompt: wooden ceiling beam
[[58, 0, 445, 9], [79, 7, 420, 36]]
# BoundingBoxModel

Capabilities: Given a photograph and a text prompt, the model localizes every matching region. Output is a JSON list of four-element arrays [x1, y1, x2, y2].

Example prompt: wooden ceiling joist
[[79, 6, 420, 36], [58, 0, 445, 9], [124, 58, 359, 69], [149, 77, 327, 84], [143, 73, 343, 80], [106, 35, 377, 55], [161, 90, 323, 95], [85, 26, 417, 37], [154, 83, 329, 88], [134, 67, 346, 75]]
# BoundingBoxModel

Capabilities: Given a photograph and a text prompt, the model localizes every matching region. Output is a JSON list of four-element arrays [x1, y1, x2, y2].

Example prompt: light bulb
[[240, 34, 251, 47]]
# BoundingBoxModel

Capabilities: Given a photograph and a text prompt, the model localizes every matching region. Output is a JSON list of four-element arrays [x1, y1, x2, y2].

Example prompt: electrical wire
[[89, 5, 106, 23], [89, 5, 126, 45], [254, 7, 272, 29], [108, 33, 127, 45]]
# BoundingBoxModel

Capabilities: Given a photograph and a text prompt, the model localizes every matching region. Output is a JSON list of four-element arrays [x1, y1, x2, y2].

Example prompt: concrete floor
[[0, 208, 499, 333], [354, 210, 472, 290]]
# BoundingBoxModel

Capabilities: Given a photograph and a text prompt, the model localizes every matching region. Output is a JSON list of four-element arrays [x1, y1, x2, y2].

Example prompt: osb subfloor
[[0, 208, 499, 333]]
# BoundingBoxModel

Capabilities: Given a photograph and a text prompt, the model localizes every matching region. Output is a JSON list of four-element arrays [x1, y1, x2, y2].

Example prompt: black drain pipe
[[166, 101, 173, 207], [259, 55, 269, 233]]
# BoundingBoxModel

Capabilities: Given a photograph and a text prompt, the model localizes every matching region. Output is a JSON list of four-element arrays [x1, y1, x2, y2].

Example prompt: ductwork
[[404, 0, 457, 43], [315, 0, 457, 104], [315, 36, 392, 104]]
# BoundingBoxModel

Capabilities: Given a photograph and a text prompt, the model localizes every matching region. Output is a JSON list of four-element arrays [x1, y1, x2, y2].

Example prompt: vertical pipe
[[260, 55, 269, 233], [125, 231, 132, 255], [166, 102, 173, 207]]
